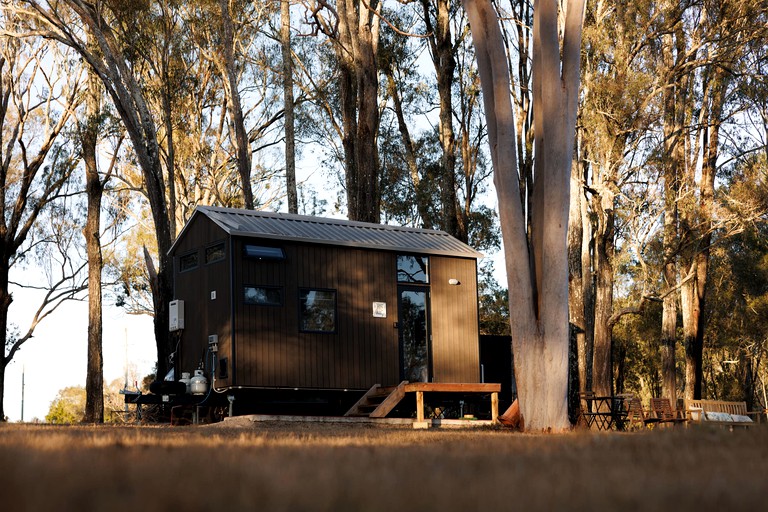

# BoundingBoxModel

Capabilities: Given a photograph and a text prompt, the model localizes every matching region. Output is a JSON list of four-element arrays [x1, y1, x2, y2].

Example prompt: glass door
[[398, 286, 431, 383]]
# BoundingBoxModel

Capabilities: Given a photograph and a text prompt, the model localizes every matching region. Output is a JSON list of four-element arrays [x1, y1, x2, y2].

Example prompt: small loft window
[[244, 286, 283, 306], [244, 244, 285, 261], [299, 289, 336, 333], [206, 242, 226, 264], [179, 251, 198, 272], [397, 255, 429, 284]]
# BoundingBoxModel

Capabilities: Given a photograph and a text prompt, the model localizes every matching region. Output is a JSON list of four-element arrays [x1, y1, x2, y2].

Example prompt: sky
[[4, 285, 156, 422]]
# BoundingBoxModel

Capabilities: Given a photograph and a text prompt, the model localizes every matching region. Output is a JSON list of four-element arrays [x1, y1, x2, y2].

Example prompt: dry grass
[[2, 421, 767, 511]]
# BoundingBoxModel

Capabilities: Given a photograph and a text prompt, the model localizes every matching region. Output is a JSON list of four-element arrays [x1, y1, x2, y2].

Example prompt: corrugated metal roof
[[174, 206, 482, 258]]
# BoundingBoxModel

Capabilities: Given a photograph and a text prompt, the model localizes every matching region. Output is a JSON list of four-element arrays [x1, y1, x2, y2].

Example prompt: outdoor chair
[[650, 397, 688, 427], [624, 396, 660, 430]]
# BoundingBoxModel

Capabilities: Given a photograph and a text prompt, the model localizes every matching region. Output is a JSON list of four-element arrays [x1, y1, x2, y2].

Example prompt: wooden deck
[[345, 382, 501, 428]]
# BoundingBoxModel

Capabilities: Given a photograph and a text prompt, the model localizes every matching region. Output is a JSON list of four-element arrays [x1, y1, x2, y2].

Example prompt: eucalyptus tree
[[301, 0, 382, 223], [188, 0, 282, 210], [18, 0, 180, 377], [378, 2, 497, 252], [378, 5, 432, 227], [576, 0, 662, 396], [81, 42, 104, 423], [462, 0, 585, 430], [282, 0, 298, 214], [418, 0, 460, 239], [677, 0, 768, 400], [704, 165, 768, 409], [0, 19, 84, 420]]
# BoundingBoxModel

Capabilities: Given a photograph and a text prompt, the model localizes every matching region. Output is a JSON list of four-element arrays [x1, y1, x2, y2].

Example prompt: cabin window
[[244, 286, 283, 306], [179, 251, 198, 272], [397, 255, 429, 284], [244, 244, 285, 261], [299, 289, 336, 333], [206, 242, 226, 264]]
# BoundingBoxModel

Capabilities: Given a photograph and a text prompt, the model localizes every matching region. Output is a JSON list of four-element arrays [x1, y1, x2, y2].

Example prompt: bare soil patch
[[1, 421, 766, 511]]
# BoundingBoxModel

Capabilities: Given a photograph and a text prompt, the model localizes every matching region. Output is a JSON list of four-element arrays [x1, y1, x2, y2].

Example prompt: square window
[[244, 286, 283, 306], [397, 255, 429, 284], [179, 251, 198, 272], [206, 242, 225, 264], [299, 289, 336, 333]]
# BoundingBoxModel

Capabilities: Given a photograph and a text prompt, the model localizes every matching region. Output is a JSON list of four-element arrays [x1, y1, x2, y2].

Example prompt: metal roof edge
[[198, 205, 458, 237], [172, 205, 484, 259], [227, 230, 484, 259]]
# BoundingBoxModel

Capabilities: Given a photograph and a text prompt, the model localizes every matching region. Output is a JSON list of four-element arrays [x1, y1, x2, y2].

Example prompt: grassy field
[[1, 420, 767, 511]]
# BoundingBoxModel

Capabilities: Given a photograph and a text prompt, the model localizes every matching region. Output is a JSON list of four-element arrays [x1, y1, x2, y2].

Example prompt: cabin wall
[[430, 257, 480, 382], [232, 239, 400, 389], [172, 216, 233, 387]]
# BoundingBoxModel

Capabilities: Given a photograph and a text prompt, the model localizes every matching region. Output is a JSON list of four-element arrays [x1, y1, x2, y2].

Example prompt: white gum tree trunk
[[463, 0, 585, 431]]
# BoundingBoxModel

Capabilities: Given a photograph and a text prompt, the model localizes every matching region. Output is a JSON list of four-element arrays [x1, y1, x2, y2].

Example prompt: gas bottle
[[190, 369, 208, 395], [179, 372, 191, 394]]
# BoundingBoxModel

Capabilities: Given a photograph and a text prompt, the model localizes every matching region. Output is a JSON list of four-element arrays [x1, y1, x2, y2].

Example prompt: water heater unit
[[169, 300, 185, 331]]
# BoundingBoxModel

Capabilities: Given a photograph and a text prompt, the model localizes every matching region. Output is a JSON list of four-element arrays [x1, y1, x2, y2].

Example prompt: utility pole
[[21, 364, 25, 422]]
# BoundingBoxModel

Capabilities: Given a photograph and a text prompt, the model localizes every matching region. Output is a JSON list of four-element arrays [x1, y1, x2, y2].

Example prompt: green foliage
[[478, 261, 510, 336], [704, 220, 768, 405], [612, 300, 666, 401], [45, 386, 86, 424]]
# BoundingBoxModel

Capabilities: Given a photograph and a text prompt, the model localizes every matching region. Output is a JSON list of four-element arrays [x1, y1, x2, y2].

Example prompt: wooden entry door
[[398, 286, 431, 382]]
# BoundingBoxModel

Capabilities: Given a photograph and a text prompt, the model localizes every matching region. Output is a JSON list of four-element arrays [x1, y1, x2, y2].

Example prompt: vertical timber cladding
[[429, 256, 480, 382], [173, 215, 232, 386], [233, 238, 400, 389]]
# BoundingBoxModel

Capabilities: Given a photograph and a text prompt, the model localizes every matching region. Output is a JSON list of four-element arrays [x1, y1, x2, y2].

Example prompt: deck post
[[416, 391, 424, 421], [413, 391, 429, 429], [491, 392, 499, 423]]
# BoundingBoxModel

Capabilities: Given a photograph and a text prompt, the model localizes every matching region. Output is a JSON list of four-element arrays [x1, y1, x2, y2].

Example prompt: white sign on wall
[[372, 302, 387, 318]]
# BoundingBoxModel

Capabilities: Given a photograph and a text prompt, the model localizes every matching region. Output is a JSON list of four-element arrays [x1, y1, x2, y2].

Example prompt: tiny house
[[169, 206, 483, 401]]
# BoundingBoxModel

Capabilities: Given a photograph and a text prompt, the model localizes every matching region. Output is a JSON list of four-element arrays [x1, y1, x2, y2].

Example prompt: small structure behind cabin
[[169, 206, 484, 413]]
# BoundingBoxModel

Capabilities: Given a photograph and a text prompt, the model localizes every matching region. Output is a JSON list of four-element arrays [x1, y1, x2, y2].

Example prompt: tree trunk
[[660, 25, 683, 401], [682, 67, 726, 400], [353, 1, 380, 223], [219, 0, 253, 209], [464, 0, 585, 430], [82, 59, 104, 424], [0, 355, 5, 421], [336, 0, 381, 223], [282, 0, 298, 214], [159, 5, 177, 238], [567, 140, 586, 416], [0, 262, 12, 421], [422, 0, 460, 239], [581, 173, 595, 393], [591, 183, 615, 397]]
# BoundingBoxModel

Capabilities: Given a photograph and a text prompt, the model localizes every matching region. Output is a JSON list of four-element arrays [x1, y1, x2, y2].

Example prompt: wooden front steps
[[344, 381, 408, 418]]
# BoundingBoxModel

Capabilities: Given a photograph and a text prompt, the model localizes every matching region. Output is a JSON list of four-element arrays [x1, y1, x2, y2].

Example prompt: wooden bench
[[683, 399, 762, 428]]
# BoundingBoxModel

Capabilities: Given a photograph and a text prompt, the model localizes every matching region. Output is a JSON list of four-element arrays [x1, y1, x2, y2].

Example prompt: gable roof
[[172, 206, 483, 259]]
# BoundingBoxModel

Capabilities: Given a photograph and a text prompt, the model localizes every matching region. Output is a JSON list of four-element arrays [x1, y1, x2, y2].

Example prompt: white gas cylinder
[[190, 369, 208, 395], [179, 372, 191, 394]]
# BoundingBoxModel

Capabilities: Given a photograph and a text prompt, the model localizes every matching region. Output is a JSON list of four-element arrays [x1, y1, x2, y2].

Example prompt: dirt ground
[[1, 420, 767, 511]]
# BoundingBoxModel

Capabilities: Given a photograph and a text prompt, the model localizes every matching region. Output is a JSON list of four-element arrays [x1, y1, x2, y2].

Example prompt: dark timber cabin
[[169, 206, 492, 417]]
